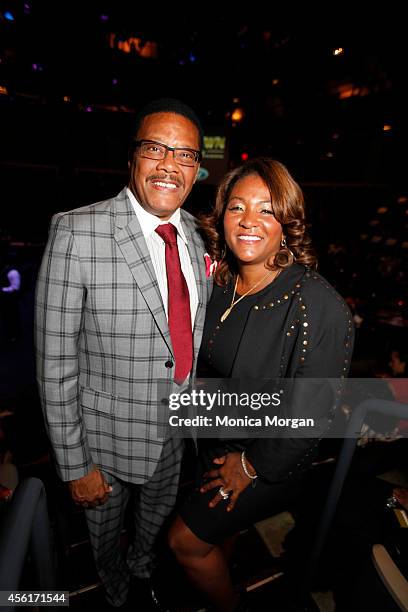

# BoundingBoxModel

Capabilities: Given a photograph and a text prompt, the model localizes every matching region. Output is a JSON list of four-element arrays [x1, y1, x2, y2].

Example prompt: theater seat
[[372, 544, 408, 611]]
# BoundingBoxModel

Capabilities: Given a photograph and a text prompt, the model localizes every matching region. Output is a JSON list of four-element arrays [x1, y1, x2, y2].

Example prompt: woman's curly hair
[[199, 157, 317, 286]]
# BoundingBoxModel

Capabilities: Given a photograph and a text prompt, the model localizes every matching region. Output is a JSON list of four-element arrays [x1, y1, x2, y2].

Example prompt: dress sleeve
[[245, 280, 354, 483]]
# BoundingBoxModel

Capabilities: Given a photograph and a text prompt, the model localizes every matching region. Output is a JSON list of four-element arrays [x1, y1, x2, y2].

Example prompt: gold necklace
[[220, 269, 281, 323]]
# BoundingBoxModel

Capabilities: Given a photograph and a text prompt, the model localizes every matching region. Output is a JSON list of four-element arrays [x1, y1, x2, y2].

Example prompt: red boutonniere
[[204, 253, 218, 278]]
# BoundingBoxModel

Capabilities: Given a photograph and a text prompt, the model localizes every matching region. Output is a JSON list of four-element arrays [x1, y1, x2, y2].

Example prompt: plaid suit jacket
[[35, 188, 211, 484]]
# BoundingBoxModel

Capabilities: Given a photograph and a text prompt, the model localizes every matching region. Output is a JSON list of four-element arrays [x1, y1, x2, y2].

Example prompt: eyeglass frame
[[132, 139, 202, 166]]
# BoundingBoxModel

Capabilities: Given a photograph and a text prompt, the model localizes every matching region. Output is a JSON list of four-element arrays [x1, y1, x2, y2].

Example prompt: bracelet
[[241, 451, 257, 480]]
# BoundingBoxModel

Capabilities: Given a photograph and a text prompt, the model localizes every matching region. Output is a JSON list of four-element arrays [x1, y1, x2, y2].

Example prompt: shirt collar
[[126, 187, 188, 245]]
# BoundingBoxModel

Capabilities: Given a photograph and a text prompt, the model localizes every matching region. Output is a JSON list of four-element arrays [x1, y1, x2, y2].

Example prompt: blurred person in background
[[0, 245, 22, 343]]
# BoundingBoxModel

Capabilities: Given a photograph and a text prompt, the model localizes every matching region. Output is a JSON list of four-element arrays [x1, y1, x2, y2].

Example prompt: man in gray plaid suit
[[35, 99, 211, 608]]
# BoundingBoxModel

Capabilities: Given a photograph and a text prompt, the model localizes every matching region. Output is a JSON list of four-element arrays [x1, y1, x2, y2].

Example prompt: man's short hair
[[132, 98, 204, 151]]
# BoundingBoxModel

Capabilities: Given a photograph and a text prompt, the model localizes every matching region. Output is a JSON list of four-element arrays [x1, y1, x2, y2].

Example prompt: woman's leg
[[221, 533, 239, 563], [168, 515, 239, 612]]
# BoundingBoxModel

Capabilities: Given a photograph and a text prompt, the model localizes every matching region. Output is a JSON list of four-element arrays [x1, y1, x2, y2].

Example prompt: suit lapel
[[113, 189, 171, 348], [112, 190, 208, 363]]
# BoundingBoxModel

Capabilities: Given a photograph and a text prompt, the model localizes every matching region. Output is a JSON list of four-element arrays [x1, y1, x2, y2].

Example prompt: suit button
[[161, 398, 169, 405], [165, 360, 174, 368]]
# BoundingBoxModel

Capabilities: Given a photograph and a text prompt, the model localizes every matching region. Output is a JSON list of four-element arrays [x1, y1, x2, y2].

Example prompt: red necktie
[[155, 223, 193, 383]]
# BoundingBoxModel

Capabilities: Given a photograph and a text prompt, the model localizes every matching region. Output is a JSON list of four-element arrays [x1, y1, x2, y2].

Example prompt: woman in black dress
[[168, 158, 354, 611]]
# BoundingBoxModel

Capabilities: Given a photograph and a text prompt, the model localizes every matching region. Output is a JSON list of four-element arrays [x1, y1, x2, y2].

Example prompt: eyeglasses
[[133, 139, 202, 167]]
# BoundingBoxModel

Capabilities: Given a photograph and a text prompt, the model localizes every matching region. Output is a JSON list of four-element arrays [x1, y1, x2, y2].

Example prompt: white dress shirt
[[126, 188, 199, 328]]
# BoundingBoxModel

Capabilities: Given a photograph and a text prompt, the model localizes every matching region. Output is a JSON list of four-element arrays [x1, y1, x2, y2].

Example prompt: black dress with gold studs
[[179, 263, 354, 543]]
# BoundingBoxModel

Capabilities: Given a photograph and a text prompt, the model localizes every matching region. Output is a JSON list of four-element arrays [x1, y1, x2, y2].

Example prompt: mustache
[[147, 173, 183, 187]]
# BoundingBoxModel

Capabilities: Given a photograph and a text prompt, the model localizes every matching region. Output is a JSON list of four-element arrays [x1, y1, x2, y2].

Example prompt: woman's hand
[[200, 452, 256, 512]]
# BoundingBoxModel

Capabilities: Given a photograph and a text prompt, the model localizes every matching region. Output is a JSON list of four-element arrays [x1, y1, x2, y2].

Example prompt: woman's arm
[[245, 282, 355, 482]]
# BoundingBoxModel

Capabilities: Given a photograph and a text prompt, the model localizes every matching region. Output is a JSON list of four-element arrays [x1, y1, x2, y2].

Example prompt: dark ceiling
[[0, 3, 407, 317], [0, 2, 407, 185]]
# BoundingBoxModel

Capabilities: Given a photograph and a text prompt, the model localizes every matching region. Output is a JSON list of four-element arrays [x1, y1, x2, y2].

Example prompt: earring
[[280, 236, 296, 261], [220, 245, 227, 260]]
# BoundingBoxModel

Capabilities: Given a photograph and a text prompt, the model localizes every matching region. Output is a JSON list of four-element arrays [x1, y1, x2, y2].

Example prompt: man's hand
[[68, 467, 112, 508], [200, 452, 256, 512]]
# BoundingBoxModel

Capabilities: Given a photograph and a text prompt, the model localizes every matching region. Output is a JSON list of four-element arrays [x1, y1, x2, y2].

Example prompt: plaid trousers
[[85, 437, 184, 607]]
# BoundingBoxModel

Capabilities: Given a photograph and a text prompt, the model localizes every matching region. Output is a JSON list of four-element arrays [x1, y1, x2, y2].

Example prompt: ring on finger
[[219, 487, 230, 500]]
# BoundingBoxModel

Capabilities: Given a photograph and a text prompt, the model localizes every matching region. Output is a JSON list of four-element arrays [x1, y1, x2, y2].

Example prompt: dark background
[[0, 8, 407, 607], [0, 2, 407, 353]]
